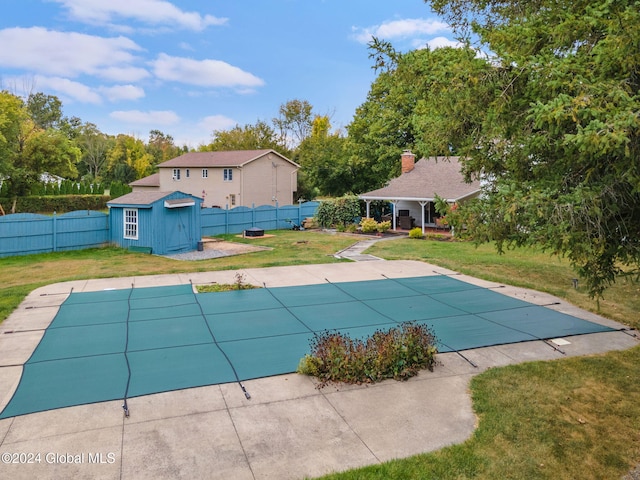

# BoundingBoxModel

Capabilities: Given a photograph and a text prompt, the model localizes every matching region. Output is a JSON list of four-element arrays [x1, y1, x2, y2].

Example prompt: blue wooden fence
[[0, 211, 110, 258], [201, 201, 319, 236], [0, 201, 319, 258]]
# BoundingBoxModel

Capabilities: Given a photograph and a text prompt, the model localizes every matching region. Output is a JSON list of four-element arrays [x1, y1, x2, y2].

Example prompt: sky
[[1, 0, 459, 148]]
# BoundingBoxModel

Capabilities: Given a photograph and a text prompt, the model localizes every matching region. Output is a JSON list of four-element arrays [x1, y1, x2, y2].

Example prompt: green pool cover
[[1, 276, 614, 418]]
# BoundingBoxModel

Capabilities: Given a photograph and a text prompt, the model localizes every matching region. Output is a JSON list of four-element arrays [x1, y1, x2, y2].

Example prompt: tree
[[147, 129, 181, 166], [22, 129, 80, 181], [202, 120, 287, 154], [106, 134, 153, 183], [426, 0, 640, 297], [297, 116, 352, 197], [26, 93, 63, 130], [273, 99, 314, 148], [77, 123, 112, 181], [348, 41, 486, 192], [0, 91, 27, 188]]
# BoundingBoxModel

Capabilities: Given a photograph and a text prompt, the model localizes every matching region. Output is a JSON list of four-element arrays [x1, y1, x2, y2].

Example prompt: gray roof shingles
[[360, 156, 480, 202]]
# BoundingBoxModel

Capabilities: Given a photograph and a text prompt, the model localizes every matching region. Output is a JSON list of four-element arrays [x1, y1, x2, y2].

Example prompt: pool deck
[[0, 260, 637, 480]]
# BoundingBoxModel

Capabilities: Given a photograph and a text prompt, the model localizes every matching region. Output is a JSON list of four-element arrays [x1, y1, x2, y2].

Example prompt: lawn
[[0, 230, 356, 323], [1, 233, 638, 479], [313, 237, 640, 480], [367, 237, 640, 330]]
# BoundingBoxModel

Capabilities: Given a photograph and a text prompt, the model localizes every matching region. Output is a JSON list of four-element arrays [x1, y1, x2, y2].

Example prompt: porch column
[[419, 201, 428, 235], [390, 200, 398, 230], [365, 199, 371, 218]]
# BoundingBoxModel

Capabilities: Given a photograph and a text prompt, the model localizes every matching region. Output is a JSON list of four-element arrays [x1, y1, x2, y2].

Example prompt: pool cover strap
[[0, 276, 615, 419]]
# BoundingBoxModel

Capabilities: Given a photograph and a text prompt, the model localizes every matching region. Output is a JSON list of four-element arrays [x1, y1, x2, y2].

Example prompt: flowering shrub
[[297, 322, 438, 387]]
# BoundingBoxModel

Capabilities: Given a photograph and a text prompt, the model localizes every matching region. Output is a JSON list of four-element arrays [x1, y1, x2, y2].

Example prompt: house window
[[185, 169, 190, 178], [172, 169, 180, 181], [123, 208, 138, 240], [202, 169, 208, 178], [223, 168, 233, 181], [230, 194, 236, 206]]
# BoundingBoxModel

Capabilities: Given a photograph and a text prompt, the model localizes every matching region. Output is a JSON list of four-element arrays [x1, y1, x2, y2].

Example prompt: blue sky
[[1, 0, 458, 148]]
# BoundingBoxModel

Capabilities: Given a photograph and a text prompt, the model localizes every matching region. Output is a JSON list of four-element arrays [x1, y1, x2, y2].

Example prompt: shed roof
[[157, 149, 299, 169], [107, 191, 201, 207], [360, 156, 480, 202]]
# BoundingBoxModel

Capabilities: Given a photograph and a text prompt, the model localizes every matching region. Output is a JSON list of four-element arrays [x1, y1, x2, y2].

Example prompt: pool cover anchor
[[240, 383, 251, 399], [122, 401, 130, 418]]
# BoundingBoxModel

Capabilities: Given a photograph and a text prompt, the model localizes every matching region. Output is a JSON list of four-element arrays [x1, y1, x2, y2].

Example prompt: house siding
[[138, 151, 298, 208]]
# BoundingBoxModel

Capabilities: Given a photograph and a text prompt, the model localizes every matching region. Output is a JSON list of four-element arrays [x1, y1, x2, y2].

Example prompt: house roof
[[129, 173, 160, 187], [107, 191, 201, 207], [156, 149, 300, 169], [359, 156, 480, 202]]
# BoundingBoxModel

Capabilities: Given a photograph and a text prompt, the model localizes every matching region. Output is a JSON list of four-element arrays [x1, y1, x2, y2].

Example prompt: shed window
[[172, 169, 180, 180], [230, 194, 236, 206], [124, 208, 138, 240], [223, 168, 233, 181], [202, 169, 208, 178], [185, 169, 190, 178]]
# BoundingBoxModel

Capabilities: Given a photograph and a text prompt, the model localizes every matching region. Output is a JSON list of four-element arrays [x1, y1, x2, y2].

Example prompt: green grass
[[2, 233, 639, 479], [0, 231, 356, 323], [367, 238, 640, 330], [317, 346, 640, 480]]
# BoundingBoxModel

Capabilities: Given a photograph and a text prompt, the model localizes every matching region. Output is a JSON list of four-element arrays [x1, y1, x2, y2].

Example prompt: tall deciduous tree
[[426, 0, 640, 297], [106, 134, 153, 183], [348, 41, 486, 191], [78, 123, 112, 181], [273, 99, 314, 148], [202, 120, 287, 154], [297, 116, 351, 197], [26, 92, 63, 130], [147, 129, 181, 166]]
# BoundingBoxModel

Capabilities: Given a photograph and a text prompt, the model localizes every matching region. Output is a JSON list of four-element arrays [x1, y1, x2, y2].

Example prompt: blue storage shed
[[107, 191, 202, 255]]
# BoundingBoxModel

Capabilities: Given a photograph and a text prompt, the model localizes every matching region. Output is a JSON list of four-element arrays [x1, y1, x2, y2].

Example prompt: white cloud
[[100, 85, 145, 102], [15, 75, 102, 104], [352, 18, 450, 44], [51, 0, 228, 31], [414, 36, 463, 50], [110, 109, 180, 125], [0, 27, 148, 81], [199, 115, 237, 132], [151, 53, 264, 89]]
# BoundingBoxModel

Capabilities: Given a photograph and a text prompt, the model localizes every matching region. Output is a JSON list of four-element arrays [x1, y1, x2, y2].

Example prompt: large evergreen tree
[[425, 0, 640, 297]]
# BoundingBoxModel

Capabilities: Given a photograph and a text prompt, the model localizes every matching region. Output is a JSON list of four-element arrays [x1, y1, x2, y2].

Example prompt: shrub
[[297, 322, 438, 387], [409, 227, 423, 239], [359, 217, 379, 233], [315, 195, 360, 228], [376, 220, 391, 233]]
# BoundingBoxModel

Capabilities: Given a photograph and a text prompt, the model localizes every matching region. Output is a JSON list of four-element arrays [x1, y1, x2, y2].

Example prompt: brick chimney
[[401, 150, 415, 173]]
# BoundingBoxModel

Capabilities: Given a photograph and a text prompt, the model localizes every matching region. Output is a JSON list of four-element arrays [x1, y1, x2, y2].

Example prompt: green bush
[[359, 217, 379, 233], [377, 220, 391, 233], [0, 195, 110, 213], [298, 322, 438, 387], [409, 227, 423, 239], [314, 195, 360, 228]]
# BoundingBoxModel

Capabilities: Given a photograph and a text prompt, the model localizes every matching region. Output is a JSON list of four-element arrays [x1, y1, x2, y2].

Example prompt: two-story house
[[130, 149, 300, 208]]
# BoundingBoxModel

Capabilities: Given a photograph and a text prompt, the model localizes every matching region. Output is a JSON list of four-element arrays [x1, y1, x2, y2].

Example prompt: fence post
[[225, 205, 229, 235], [275, 201, 279, 230], [252, 203, 255, 227], [298, 200, 303, 226], [52, 211, 57, 252]]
